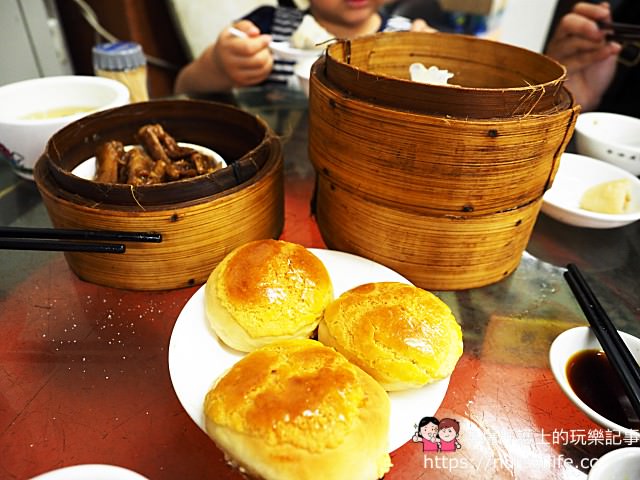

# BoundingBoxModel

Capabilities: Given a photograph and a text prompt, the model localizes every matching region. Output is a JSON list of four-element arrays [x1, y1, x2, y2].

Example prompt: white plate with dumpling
[[541, 153, 640, 228]]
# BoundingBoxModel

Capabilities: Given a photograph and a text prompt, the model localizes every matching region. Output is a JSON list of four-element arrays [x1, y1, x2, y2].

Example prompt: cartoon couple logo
[[412, 416, 461, 453]]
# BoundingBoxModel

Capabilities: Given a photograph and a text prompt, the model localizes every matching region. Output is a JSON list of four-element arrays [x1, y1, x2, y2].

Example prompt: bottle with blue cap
[[92, 41, 149, 103]]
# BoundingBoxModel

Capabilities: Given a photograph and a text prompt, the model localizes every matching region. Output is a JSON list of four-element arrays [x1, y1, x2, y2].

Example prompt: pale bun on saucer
[[204, 239, 333, 352], [318, 282, 463, 391], [204, 339, 392, 480]]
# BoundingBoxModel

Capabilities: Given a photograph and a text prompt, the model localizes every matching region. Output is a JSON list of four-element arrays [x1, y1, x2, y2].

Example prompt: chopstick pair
[[597, 20, 640, 42], [564, 263, 640, 422], [0, 226, 162, 254]]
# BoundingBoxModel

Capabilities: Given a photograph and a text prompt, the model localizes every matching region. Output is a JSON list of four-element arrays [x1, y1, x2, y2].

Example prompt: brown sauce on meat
[[567, 349, 640, 430]]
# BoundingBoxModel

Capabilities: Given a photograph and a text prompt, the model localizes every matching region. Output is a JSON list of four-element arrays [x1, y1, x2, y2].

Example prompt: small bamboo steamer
[[34, 100, 284, 291], [310, 62, 578, 215], [324, 31, 568, 118], [315, 177, 543, 290]]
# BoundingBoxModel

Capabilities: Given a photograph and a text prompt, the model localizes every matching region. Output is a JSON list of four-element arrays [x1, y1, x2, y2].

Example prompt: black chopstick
[[0, 226, 161, 243], [0, 239, 125, 253], [0, 227, 162, 253], [564, 263, 640, 421], [597, 21, 640, 42], [598, 20, 640, 33]]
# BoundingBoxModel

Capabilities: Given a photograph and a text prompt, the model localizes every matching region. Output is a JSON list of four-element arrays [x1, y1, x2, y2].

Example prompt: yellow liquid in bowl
[[21, 106, 96, 120]]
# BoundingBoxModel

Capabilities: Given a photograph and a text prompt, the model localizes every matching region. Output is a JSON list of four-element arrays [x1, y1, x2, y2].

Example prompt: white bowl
[[575, 112, 640, 176], [0, 75, 130, 180], [294, 57, 318, 97], [541, 153, 640, 228], [588, 447, 640, 479], [549, 326, 640, 439]]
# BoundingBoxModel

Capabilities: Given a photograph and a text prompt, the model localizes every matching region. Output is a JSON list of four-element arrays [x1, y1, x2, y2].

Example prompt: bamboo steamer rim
[[34, 134, 283, 212], [39, 99, 277, 207], [312, 55, 577, 123], [323, 31, 568, 118]]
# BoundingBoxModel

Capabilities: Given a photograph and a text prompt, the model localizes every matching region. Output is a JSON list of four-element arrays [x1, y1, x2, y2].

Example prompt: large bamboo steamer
[[34, 100, 284, 290], [309, 33, 579, 290]]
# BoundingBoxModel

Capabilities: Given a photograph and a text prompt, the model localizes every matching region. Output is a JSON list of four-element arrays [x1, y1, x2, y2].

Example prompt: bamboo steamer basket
[[324, 31, 568, 118], [309, 34, 580, 290], [34, 100, 284, 291], [315, 178, 543, 290]]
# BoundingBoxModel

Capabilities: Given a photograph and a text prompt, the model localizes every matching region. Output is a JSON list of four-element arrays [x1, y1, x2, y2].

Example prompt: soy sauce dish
[[549, 326, 640, 438]]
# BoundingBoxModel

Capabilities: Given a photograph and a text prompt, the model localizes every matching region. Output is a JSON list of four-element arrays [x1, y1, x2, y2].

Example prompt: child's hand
[[214, 20, 274, 87], [412, 434, 420, 442]]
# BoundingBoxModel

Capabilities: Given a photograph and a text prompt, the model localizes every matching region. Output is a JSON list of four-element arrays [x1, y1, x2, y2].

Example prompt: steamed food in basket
[[90, 124, 224, 185]]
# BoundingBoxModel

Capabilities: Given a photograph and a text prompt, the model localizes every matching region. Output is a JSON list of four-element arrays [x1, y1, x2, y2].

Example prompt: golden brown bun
[[205, 240, 333, 352], [318, 282, 463, 391], [204, 339, 391, 480]]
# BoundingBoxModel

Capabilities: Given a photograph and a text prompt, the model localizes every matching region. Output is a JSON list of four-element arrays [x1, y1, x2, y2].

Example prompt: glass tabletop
[[1, 85, 639, 480]]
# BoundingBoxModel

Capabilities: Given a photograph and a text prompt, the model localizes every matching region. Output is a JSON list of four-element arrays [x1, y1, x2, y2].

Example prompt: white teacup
[[0, 75, 129, 180]]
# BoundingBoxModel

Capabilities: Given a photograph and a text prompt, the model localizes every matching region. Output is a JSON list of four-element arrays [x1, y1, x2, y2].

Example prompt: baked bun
[[205, 239, 333, 352], [204, 339, 391, 480], [318, 282, 463, 391]]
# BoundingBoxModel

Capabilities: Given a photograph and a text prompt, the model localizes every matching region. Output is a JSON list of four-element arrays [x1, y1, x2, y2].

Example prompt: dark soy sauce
[[567, 349, 640, 430]]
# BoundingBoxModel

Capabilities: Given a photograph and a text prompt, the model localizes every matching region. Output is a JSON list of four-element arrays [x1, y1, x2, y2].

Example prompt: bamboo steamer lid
[[34, 100, 284, 291], [324, 31, 568, 118]]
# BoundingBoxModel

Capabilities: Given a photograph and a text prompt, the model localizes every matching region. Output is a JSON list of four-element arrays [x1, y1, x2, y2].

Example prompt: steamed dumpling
[[579, 179, 632, 214], [290, 15, 333, 50]]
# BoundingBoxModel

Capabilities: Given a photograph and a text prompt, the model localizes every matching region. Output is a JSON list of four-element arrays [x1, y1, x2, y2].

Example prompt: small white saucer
[[542, 153, 640, 229], [549, 326, 640, 439]]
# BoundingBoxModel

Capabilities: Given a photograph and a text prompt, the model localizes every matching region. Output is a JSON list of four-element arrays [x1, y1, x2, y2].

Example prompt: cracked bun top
[[204, 339, 391, 480], [205, 240, 333, 352], [318, 282, 463, 391]]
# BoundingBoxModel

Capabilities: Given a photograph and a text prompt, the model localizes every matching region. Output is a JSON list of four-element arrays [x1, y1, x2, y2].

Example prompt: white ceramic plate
[[549, 326, 640, 439], [71, 143, 226, 180], [168, 248, 452, 453], [29, 464, 147, 480], [269, 41, 323, 61], [542, 153, 640, 228]]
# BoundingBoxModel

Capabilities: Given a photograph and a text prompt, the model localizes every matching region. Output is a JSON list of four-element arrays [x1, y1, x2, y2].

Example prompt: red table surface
[[2, 97, 639, 479]]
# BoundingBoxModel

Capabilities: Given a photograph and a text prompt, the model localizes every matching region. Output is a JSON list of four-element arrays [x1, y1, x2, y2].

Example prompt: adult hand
[[545, 2, 622, 111]]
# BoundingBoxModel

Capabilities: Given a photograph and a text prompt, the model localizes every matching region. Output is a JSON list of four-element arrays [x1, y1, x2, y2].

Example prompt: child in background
[[174, 0, 431, 94]]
